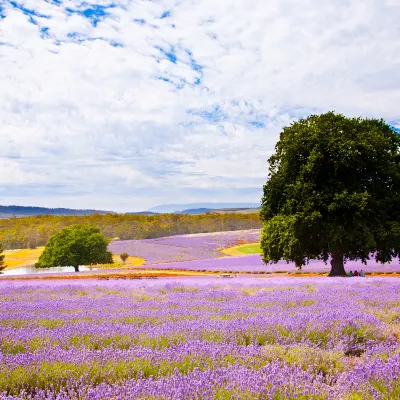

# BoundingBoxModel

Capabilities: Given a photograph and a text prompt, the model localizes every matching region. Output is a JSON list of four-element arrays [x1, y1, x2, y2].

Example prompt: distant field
[[111, 255, 145, 268], [109, 229, 261, 264], [3, 249, 145, 271], [221, 242, 261, 256], [3, 248, 44, 269]]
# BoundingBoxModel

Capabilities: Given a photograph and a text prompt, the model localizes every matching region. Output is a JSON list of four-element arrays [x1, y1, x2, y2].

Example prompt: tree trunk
[[74, 265, 80, 272], [328, 252, 347, 277]]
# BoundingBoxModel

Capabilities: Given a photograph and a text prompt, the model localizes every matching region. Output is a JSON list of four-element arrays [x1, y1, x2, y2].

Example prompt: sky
[[1, 0, 400, 212]]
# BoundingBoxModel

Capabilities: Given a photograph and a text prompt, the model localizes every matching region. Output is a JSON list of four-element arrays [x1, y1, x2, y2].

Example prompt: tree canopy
[[260, 112, 400, 276], [35, 225, 113, 272], [120, 252, 129, 263]]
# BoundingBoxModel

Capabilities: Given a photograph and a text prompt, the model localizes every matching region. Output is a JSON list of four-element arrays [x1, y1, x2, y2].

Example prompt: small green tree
[[120, 252, 129, 264], [261, 112, 400, 276], [0, 243, 6, 274], [35, 225, 113, 272]]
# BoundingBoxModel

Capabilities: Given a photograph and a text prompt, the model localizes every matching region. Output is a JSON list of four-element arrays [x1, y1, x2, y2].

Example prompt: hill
[[211, 208, 262, 214], [0, 213, 262, 249], [0, 205, 111, 218], [0, 203, 261, 218], [149, 203, 260, 213], [174, 207, 261, 215], [174, 208, 213, 215]]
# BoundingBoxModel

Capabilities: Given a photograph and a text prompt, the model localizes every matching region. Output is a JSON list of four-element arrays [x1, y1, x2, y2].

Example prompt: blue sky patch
[[389, 121, 400, 133], [153, 45, 203, 86], [28, 16, 38, 25], [40, 27, 51, 39], [186, 102, 273, 128], [186, 49, 203, 73], [157, 76, 171, 83], [249, 121, 266, 128], [156, 75, 186, 90], [186, 49, 203, 85], [160, 10, 171, 19], [133, 18, 146, 25], [64, 32, 123, 47], [67, 32, 80, 38], [109, 41, 123, 47], [155, 45, 177, 64], [66, 3, 115, 27], [8, 1, 50, 23], [391, 125, 400, 134], [188, 105, 228, 124]]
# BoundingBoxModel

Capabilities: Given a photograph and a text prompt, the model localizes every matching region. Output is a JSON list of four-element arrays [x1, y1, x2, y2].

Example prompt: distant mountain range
[[149, 203, 260, 213], [0, 203, 261, 218], [0, 205, 111, 218], [173, 207, 261, 215]]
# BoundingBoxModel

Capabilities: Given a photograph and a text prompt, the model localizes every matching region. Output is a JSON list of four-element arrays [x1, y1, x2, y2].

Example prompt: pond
[[1, 265, 98, 276]]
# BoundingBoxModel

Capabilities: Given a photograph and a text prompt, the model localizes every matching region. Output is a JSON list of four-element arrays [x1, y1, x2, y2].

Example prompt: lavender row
[[4, 355, 400, 400]]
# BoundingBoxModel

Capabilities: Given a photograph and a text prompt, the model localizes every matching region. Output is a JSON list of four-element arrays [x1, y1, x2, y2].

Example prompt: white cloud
[[0, 159, 46, 184], [0, 0, 399, 211]]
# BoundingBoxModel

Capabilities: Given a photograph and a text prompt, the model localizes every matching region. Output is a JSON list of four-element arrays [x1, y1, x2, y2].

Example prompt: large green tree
[[35, 225, 113, 272], [260, 112, 400, 276]]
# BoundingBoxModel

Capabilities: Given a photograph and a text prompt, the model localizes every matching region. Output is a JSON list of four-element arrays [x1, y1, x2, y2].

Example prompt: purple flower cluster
[[109, 229, 260, 264], [1, 277, 400, 399]]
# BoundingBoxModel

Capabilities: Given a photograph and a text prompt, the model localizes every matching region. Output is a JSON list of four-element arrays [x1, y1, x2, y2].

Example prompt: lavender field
[[108, 229, 400, 274], [1, 277, 400, 399], [143, 254, 400, 274], [109, 229, 261, 264]]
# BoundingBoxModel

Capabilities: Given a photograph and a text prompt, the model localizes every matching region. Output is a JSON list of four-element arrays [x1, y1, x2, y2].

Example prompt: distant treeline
[[0, 213, 262, 249]]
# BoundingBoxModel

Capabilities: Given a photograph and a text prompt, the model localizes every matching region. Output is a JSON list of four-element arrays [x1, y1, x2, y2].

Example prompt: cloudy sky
[[1, 0, 399, 212]]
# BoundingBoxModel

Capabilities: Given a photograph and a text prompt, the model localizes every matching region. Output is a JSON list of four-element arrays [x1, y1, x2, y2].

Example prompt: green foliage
[[0, 213, 261, 250], [261, 112, 400, 268], [261, 344, 345, 375], [236, 243, 261, 254], [35, 225, 113, 271], [0, 242, 5, 273], [120, 252, 129, 263]]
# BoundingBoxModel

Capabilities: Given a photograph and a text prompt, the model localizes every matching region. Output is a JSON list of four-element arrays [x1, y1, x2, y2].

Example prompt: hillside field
[[0, 213, 261, 250], [3, 229, 400, 276]]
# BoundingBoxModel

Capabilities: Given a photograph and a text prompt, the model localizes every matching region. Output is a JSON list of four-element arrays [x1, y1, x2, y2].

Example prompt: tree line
[[0, 212, 261, 249]]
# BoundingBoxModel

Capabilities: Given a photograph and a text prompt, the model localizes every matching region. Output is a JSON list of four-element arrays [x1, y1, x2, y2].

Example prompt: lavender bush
[[1, 277, 400, 399]]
